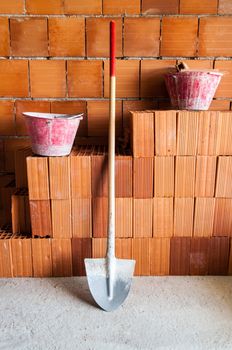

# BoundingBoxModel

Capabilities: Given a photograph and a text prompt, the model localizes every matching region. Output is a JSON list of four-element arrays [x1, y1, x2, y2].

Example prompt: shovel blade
[[85, 258, 135, 312]]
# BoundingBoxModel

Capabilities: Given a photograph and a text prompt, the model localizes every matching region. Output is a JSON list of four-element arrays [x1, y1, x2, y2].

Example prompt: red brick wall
[[1, 0, 232, 171]]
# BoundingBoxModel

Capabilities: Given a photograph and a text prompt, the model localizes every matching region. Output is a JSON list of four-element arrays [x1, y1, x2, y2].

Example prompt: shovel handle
[[107, 21, 116, 260]]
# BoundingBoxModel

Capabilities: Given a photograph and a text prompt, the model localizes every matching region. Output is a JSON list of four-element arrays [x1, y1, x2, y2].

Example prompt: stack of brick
[[2, 109, 232, 277], [131, 110, 232, 275]]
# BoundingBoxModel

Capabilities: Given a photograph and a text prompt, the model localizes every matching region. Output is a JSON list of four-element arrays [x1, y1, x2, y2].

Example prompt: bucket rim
[[164, 71, 223, 77], [22, 112, 84, 120]]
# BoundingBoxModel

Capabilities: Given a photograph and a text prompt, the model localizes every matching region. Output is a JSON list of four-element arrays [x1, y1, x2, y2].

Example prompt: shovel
[[85, 21, 135, 312]]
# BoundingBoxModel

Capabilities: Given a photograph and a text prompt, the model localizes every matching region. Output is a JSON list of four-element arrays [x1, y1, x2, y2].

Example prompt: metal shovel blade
[[85, 258, 135, 312]]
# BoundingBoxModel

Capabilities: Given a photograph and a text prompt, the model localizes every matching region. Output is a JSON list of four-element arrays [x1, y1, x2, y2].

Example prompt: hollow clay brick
[[194, 198, 215, 238], [88, 100, 122, 137], [174, 198, 194, 237], [177, 111, 199, 156], [215, 157, 232, 198], [51, 238, 72, 277], [49, 18, 85, 56], [51, 200, 72, 238], [116, 238, 133, 259], [92, 197, 108, 238], [132, 238, 150, 276], [0, 60, 28, 97], [30, 60, 66, 98], [72, 238, 92, 276], [103, 0, 140, 14], [150, 238, 170, 275], [11, 235, 33, 277], [170, 237, 191, 275], [30, 200, 52, 237], [190, 238, 210, 275], [0, 18, 9, 56], [115, 198, 132, 238], [115, 153, 132, 198], [195, 156, 217, 197], [86, 18, 122, 57], [0, 0, 24, 13], [26, 0, 64, 14], [197, 111, 219, 156], [154, 157, 174, 197], [72, 198, 92, 238], [49, 156, 71, 199], [124, 18, 160, 57], [133, 157, 153, 198], [216, 112, 232, 155], [104, 60, 139, 98], [141, 60, 176, 98], [175, 157, 196, 197], [0, 237, 12, 277], [64, 0, 102, 14], [130, 112, 154, 157], [10, 18, 48, 56], [27, 156, 50, 200], [154, 110, 176, 155], [199, 17, 232, 57], [208, 237, 230, 275], [92, 238, 107, 258], [32, 238, 52, 277], [180, 0, 217, 14], [153, 198, 173, 238], [133, 199, 153, 238], [213, 198, 232, 237], [67, 60, 102, 97], [0, 100, 15, 136], [142, 0, 179, 14], [161, 17, 198, 57]]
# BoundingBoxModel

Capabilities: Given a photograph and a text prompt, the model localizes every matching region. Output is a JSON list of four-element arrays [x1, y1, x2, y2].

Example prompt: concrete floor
[[1, 277, 232, 350]]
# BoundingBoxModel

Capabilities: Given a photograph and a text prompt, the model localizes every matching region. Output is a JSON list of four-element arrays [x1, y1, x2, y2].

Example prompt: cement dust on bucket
[[22, 112, 83, 157], [164, 61, 224, 110]]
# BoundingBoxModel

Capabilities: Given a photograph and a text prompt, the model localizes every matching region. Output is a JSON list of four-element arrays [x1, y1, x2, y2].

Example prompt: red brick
[[86, 18, 122, 57], [10, 18, 48, 56], [104, 60, 139, 98], [67, 60, 102, 98], [15, 100, 50, 136], [209, 100, 230, 111], [174, 198, 194, 237], [64, 0, 102, 14], [0, 18, 9, 56], [26, 0, 64, 14], [123, 100, 157, 129], [180, 0, 217, 14], [103, 0, 140, 14], [161, 17, 198, 57], [141, 60, 176, 98], [49, 18, 85, 56], [170, 237, 191, 275], [142, 0, 179, 14], [214, 61, 232, 98], [208, 237, 230, 275], [30, 60, 66, 98], [87, 100, 122, 137], [51, 101, 87, 137], [124, 18, 160, 57], [199, 17, 232, 57], [218, 0, 232, 14], [0, 1, 24, 13], [0, 101, 15, 136], [0, 60, 28, 97]]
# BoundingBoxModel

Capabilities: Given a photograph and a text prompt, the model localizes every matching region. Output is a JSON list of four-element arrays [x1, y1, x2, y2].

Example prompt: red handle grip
[[110, 21, 116, 77]]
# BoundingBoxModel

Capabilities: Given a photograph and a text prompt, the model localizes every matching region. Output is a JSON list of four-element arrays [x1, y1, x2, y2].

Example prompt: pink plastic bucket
[[23, 112, 83, 156], [164, 71, 223, 110]]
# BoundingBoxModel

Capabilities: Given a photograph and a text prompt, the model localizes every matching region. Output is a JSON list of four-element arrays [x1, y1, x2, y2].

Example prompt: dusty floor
[[0, 277, 232, 350]]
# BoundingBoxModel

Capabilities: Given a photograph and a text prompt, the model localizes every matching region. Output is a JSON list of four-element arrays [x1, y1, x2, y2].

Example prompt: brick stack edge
[[1, 110, 232, 277], [1, 1, 232, 171]]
